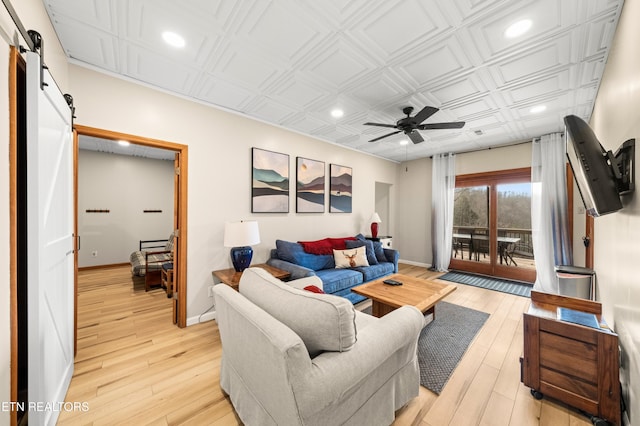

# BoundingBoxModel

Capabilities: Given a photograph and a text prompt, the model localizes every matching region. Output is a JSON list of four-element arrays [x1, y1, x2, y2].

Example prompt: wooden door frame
[[74, 125, 188, 328]]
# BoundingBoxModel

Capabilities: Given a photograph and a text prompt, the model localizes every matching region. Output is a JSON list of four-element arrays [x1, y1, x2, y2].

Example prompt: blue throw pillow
[[345, 239, 378, 265], [276, 240, 334, 271], [372, 241, 387, 263]]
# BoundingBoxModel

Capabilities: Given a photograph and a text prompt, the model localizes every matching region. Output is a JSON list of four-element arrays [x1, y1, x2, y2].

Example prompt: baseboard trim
[[187, 311, 216, 326], [399, 259, 431, 268], [78, 262, 129, 271]]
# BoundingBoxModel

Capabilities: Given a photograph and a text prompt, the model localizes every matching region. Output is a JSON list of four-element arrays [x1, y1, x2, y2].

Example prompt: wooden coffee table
[[352, 273, 456, 318]]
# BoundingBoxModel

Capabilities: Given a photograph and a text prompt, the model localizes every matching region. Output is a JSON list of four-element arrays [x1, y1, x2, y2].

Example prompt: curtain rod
[[2, 0, 34, 51], [429, 138, 532, 159]]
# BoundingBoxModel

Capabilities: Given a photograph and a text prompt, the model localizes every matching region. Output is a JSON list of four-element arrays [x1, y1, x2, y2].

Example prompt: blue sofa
[[266, 235, 399, 304]]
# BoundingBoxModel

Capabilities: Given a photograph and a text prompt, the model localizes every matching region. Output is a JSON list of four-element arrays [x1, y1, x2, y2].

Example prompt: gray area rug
[[438, 271, 532, 298], [363, 301, 488, 394]]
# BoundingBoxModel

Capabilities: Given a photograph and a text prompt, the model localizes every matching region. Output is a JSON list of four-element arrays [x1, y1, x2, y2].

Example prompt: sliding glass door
[[450, 168, 536, 283]]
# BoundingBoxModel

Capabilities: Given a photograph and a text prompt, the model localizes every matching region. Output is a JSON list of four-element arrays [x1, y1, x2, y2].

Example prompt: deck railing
[[453, 227, 534, 258]]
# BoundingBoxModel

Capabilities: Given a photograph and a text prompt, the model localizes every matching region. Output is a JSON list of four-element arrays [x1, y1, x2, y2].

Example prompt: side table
[[212, 263, 291, 291], [365, 235, 393, 248]]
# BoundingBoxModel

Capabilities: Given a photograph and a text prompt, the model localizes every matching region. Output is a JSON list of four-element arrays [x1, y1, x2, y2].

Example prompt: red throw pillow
[[298, 238, 333, 255], [327, 237, 357, 250], [303, 285, 325, 294]]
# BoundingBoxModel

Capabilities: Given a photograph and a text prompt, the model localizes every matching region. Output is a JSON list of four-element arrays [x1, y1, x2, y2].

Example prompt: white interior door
[[26, 51, 75, 425]]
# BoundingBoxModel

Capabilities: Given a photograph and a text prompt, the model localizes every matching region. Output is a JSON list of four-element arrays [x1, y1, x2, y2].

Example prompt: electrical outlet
[[91, 250, 98, 257], [208, 285, 215, 297]]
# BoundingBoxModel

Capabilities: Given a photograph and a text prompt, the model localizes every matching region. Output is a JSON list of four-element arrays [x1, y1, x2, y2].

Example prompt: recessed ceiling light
[[529, 105, 547, 114], [399, 139, 409, 146], [118, 140, 130, 147], [504, 19, 532, 38], [331, 109, 344, 118], [162, 31, 186, 48]]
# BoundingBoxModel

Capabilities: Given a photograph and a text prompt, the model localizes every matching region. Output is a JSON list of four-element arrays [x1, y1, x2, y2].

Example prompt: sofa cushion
[[239, 268, 357, 356], [372, 241, 387, 263], [276, 239, 334, 271], [355, 234, 387, 264], [315, 268, 364, 294], [333, 247, 369, 269], [353, 262, 395, 282], [345, 239, 379, 265]]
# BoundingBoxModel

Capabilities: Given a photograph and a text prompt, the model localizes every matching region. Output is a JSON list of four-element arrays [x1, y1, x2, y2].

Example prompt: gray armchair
[[213, 268, 424, 425]]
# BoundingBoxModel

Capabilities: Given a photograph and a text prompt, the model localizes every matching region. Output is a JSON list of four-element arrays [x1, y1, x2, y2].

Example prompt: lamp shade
[[370, 213, 382, 223], [223, 221, 260, 247]]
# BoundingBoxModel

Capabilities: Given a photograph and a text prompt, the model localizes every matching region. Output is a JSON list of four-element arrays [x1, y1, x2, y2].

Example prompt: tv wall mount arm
[[606, 138, 635, 195]]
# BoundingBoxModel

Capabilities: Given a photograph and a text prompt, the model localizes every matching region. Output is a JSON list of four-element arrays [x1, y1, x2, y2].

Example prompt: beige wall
[[395, 158, 433, 265], [67, 65, 399, 323], [455, 143, 532, 175], [77, 150, 175, 267], [589, 0, 640, 420]]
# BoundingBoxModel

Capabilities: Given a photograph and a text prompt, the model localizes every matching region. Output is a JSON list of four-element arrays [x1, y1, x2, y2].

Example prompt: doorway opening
[[74, 125, 188, 328]]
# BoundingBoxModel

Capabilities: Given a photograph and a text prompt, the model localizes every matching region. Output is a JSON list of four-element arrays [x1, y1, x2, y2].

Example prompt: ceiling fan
[[364, 106, 465, 144]]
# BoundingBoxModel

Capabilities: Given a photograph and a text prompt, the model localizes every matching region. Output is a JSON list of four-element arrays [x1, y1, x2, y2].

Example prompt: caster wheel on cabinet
[[530, 389, 543, 400]]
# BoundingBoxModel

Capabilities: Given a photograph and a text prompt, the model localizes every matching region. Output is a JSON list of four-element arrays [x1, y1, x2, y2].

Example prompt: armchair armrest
[[293, 305, 423, 414], [266, 258, 315, 280], [286, 275, 324, 291]]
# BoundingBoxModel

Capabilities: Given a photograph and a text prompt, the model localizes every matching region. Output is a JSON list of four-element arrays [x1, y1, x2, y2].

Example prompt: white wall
[[589, 0, 640, 420], [78, 150, 174, 267], [67, 65, 398, 322], [1, 0, 70, 422]]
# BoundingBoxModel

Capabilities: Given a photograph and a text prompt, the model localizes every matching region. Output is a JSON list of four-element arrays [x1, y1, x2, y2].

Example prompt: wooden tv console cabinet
[[521, 291, 621, 425]]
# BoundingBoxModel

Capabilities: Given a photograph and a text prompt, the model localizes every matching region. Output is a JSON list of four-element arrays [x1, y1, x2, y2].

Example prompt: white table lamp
[[224, 220, 260, 272]]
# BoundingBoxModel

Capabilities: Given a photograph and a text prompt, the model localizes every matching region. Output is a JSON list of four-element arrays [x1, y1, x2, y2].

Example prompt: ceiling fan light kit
[[364, 106, 465, 144]]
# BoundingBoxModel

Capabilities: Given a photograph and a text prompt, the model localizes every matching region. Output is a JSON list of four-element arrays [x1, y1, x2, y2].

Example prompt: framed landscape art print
[[252, 148, 289, 213], [329, 164, 352, 213], [296, 157, 325, 213]]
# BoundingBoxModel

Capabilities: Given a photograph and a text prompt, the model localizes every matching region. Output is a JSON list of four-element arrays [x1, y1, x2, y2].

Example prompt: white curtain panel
[[531, 133, 573, 293], [431, 153, 456, 271]]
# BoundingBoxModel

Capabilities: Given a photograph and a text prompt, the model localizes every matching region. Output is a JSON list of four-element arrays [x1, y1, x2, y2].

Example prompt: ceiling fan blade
[[363, 122, 397, 128], [408, 130, 424, 144], [418, 121, 466, 130], [369, 130, 401, 142], [413, 106, 439, 124]]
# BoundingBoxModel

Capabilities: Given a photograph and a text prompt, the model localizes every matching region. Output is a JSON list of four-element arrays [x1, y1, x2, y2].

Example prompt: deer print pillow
[[333, 246, 369, 268]]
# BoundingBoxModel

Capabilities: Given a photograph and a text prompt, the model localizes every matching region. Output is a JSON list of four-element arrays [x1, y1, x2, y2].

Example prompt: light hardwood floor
[[57, 264, 592, 425]]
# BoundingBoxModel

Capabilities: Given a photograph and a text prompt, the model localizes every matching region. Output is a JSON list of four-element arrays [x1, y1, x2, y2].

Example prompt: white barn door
[[26, 51, 75, 425]]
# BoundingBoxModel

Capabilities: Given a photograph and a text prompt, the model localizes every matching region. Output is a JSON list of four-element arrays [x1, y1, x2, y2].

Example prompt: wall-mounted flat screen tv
[[564, 115, 634, 217]]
